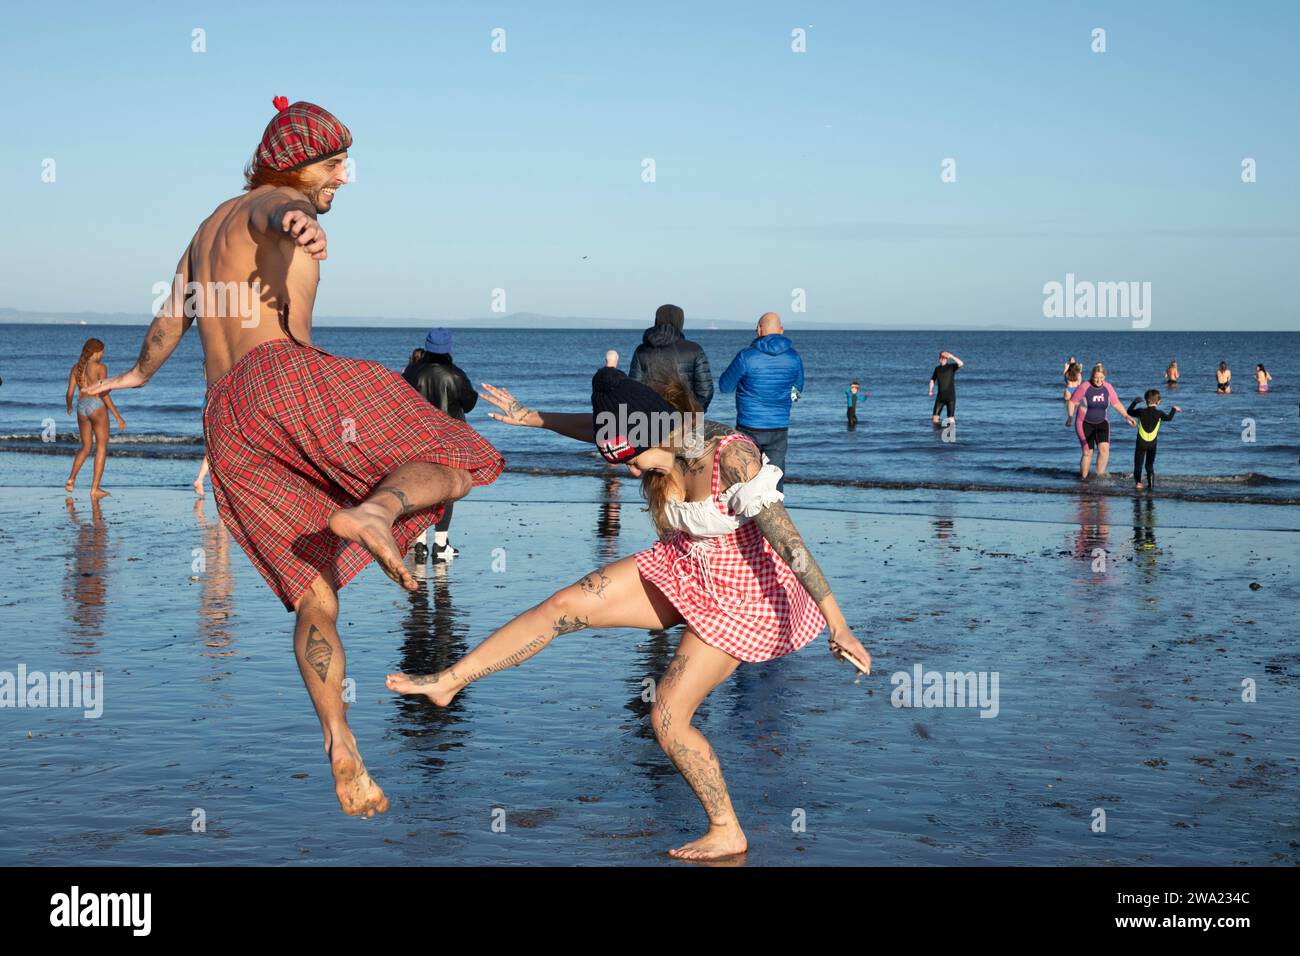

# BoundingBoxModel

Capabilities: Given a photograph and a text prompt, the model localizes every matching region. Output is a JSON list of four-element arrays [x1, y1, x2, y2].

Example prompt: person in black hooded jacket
[[401, 328, 478, 562], [627, 304, 714, 411]]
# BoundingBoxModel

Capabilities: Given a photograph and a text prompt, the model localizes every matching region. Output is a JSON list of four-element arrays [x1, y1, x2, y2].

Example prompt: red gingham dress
[[203, 339, 505, 611], [635, 434, 826, 663]]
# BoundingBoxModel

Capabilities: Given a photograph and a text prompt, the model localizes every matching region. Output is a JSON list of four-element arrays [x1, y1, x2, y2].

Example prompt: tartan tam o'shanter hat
[[254, 96, 352, 172]]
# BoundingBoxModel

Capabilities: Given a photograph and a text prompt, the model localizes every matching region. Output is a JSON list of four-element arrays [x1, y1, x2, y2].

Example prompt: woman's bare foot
[[90, 487, 111, 499], [668, 824, 748, 861], [64, 479, 75, 492], [327, 734, 389, 817], [385, 669, 460, 707], [329, 502, 416, 591], [1135, 481, 1145, 491], [193, 480, 205, 497]]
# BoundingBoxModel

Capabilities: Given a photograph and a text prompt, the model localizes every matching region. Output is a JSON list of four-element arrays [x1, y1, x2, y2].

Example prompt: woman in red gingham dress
[[387, 368, 871, 861]]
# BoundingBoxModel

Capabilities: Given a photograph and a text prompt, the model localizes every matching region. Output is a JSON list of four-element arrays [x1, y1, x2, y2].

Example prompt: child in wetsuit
[[846, 381, 868, 427], [1127, 389, 1180, 491]]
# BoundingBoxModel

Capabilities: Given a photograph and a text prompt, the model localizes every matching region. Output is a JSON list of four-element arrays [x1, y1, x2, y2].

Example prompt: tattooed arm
[[717, 441, 872, 673], [84, 251, 195, 394], [479, 383, 596, 442]]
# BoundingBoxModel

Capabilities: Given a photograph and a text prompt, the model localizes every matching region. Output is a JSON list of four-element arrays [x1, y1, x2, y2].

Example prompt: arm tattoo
[[718, 441, 834, 603], [752, 503, 833, 603], [716, 440, 762, 488], [304, 625, 333, 683]]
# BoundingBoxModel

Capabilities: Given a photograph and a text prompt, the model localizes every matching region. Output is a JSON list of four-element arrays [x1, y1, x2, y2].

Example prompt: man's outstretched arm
[[84, 253, 194, 394]]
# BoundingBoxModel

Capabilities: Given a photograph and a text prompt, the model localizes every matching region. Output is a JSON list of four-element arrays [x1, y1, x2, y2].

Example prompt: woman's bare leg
[[650, 629, 745, 861], [386, 553, 681, 704], [1096, 441, 1111, 477], [89, 409, 111, 497], [66, 415, 93, 490], [194, 456, 210, 497]]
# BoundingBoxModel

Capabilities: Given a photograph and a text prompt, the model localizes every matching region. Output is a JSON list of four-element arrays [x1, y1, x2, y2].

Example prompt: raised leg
[[329, 461, 473, 591], [294, 573, 388, 817], [650, 629, 746, 860], [89, 409, 111, 497], [386, 553, 682, 704], [66, 415, 93, 490]]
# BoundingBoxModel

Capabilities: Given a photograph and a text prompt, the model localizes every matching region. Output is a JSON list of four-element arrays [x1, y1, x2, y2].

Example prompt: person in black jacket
[[401, 328, 478, 562], [628, 304, 714, 411]]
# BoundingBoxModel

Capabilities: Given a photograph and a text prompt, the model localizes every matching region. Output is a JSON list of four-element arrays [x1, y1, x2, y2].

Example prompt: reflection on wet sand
[[63, 497, 109, 653], [596, 474, 622, 564], [1070, 494, 1111, 562], [394, 561, 469, 752], [194, 498, 236, 657], [1131, 496, 1160, 585]]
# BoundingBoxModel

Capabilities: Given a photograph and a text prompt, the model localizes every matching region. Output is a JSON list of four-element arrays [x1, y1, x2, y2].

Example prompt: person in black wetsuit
[[401, 328, 479, 561], [1127, 388, 1180, 492], [927, 350, 964, 425]]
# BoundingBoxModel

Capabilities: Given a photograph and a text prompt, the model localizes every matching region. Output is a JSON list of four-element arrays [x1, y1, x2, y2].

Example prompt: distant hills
[[0, 307, 1028, 331]]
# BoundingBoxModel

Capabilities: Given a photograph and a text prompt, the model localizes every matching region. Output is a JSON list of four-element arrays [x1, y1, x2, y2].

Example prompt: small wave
[[0, 432, 202, 445], [0, 400, 201, 414]]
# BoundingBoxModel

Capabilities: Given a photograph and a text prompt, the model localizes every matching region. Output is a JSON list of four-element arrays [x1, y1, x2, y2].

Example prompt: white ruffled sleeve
[[723, 462, 785, 518]]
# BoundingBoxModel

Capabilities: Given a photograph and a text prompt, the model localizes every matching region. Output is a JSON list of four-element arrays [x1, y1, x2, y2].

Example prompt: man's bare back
[[173, 186, 325, 384]]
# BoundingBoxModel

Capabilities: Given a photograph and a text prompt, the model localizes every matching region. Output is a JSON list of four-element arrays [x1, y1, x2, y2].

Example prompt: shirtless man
[[87, 98, 505, 816]]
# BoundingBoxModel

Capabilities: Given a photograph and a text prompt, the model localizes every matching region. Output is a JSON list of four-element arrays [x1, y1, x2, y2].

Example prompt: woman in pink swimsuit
[[1066, 363, 1136, 479], [386, 368, 870, 861]]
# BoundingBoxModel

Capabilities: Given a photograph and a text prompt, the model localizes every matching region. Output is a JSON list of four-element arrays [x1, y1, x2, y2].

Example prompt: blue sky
[[2, 1, 1297, 328]]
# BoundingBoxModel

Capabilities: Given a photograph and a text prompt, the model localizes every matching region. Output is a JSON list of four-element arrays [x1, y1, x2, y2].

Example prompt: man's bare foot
[[329, 502, 416, 591], [668, 824, 748, 861], [385, 670, 460, 707], [327, 734, 389, 817], [90, 487, 111, 498]]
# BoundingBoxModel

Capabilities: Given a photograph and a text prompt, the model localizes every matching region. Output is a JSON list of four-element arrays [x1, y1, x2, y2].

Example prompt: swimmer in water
[[1165, 360, 1179, 386], [1126, 389, 1180, 492], [1063, 360, 1083, 422], [1255, 364, 1272, 392], [1066, 363, 1136, 479], [1216, 361, 1232, 394], [928, 350, 963, 426]]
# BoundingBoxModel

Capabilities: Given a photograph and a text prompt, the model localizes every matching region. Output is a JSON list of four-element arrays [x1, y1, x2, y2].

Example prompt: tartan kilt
[[203, 339, 504, 610]]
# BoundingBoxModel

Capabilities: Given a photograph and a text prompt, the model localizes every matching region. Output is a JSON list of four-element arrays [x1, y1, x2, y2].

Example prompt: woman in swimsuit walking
[[1066, 363, 1135, 480], [64, 338, 126, 497], [386, 368, 871, 861], [1063, 359, 1088, 452]]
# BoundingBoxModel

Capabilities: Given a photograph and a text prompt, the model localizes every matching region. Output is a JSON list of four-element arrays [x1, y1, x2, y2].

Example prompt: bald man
[[717, 312, 805, 491]]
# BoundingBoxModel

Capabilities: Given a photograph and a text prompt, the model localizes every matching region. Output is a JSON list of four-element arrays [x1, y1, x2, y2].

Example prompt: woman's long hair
[[1065, 361, 1081, 383], [638, 374, 704, 539], [72, 338, 105, 388]]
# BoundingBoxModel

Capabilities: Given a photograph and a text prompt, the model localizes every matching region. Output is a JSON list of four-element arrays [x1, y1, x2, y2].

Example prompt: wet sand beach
[[1, 473, 1296, 865]]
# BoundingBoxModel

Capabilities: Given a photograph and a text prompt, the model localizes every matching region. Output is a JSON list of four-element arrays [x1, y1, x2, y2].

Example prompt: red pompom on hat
[[254, 97, 351, 172]]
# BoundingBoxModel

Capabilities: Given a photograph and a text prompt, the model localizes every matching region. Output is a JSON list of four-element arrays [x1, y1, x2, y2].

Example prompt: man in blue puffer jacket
[[717, 312, 804, 491]]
